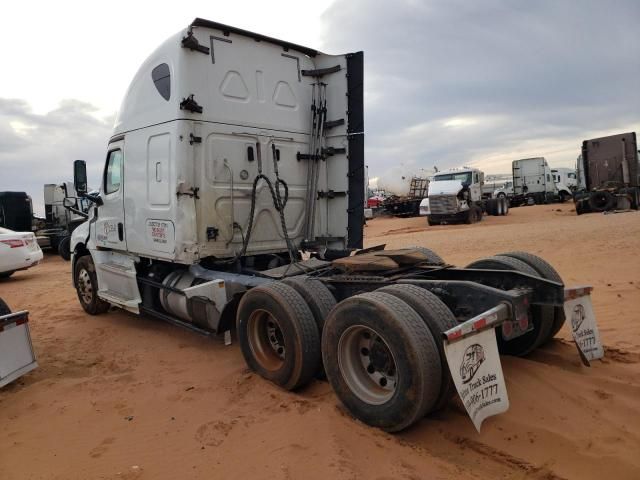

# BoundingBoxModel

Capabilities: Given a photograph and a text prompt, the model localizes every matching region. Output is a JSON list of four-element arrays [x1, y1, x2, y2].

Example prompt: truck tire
[[236, 282, 321, 391], [282, 276, 336, 378], [499, 251, 565, 341], [427, 216, 441, 226], [465, 206, 482, 224], [0, 271, 15, 279], [0, 297, 10, 315], [282, 276, 336, 333], [589, 191, 615, 212], [58, 236, 71, 261], [486, 198, 497, 216], [501, 197, 510, 215], [322, 291, 442, 432], [465, 255, 553, 356], [407, 246, 445, 265], [559, 191, 572, 203], [466, 255, 537, 276], [377, 284, 457, 412], [75, 255, 110, 315]]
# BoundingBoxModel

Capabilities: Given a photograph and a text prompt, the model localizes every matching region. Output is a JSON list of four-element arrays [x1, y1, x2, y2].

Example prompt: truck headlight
[[419, 199, 430, 215]]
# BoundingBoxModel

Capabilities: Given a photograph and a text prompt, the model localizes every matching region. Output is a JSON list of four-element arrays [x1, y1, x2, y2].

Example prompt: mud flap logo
[[444, 328, 509, 432], [564, 292, 604, 364], [571, 304, 585, 332], [460, 344, 485, 384]]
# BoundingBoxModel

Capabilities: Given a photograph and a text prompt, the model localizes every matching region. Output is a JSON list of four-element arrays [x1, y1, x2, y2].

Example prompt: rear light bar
[[1, 239, 25, 248]]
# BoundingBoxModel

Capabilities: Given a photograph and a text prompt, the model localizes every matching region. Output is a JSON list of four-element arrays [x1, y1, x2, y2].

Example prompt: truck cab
[[512, 157, 572, 204], [70, 18, 363, 322], [420, 167, 484, 224]]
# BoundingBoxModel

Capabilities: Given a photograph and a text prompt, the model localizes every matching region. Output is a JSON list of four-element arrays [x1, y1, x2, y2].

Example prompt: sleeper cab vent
[[151, 63, 171, 101]]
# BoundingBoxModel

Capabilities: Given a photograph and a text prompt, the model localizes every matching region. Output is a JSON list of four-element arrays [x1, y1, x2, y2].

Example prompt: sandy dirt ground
[[1, 203, 639, 480]]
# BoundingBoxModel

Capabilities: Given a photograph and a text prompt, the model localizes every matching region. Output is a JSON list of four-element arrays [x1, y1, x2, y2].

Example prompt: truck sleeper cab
[[70, 19, 600, 434]]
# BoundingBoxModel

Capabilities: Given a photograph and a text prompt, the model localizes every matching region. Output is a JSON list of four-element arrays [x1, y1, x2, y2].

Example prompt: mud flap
[[564, 286, 604, 366], [443, 305, 510, 432]]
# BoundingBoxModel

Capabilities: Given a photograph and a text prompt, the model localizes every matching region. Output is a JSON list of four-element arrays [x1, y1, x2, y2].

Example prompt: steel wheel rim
[[77, 268, 94, 304], [247, 309, 286, 371], [337, 325, 398, 405]]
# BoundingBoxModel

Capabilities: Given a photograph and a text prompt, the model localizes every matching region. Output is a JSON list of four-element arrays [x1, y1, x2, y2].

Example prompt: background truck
[[38, 182, 90, 260], [68, 18, 595, 433], [0, 192, 34, 234], [382, 176, 429, 217], [511, 157, 572, 205], [574, 132, 640, 214], [551, 167, 578, 191], [419, 167, 508, 225], [481, 174, 513, 199]]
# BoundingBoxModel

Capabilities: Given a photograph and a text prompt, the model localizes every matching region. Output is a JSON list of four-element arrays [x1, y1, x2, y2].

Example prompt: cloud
[[0, 98, 113, 215], [320, 0, 640, 190]]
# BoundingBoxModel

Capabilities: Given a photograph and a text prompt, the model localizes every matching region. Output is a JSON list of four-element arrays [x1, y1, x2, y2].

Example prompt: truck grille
[[429, 195, 458, 215]]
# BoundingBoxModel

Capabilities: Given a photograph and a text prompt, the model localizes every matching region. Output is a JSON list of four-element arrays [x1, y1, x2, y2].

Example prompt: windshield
[[433, 172, 472, 184]]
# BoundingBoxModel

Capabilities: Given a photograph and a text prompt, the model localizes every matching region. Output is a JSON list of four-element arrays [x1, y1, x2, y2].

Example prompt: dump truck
[[68, 19, 602, 432], [574, 132, 640, 214], [419, 167, 509, 225]]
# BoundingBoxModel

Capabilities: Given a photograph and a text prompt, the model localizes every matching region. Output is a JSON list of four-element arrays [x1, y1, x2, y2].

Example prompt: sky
[[1, 0, 638, 212]]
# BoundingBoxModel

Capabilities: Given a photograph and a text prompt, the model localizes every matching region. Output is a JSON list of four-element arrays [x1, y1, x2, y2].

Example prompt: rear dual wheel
[[377, 284, 457, 411], [465, 252, 563, 356], [500, 251, 565, 340], [487, 197, 509, 216], [236, 281, 322, 391], [323, 291, 443, 432], [282, 276, 336, 378]]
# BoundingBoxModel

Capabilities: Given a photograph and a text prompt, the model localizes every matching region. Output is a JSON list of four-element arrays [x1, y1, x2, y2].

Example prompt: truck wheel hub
[[77, 269, 93, 303], [337, 325, 398, 405]]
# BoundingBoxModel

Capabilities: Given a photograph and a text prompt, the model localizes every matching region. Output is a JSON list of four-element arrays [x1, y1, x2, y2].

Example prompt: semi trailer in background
[[67, 18, 601, 433], [574, 132, 640, 214]]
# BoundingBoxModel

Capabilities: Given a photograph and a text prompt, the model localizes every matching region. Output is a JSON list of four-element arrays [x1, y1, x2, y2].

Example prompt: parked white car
[[0, 228, 43, 278]]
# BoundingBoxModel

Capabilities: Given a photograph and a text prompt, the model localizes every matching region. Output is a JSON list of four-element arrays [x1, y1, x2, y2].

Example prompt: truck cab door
[[93, 140, 127, 250], [470, 172, 482, 200]]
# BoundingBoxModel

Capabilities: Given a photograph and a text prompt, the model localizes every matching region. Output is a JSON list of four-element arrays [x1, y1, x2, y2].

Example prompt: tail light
[[1, 239, 25, 248]]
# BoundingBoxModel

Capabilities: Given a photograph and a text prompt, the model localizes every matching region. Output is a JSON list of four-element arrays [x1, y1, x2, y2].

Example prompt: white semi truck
[[419, 167, 508, 225], [551, 167, 578, 191], [68, 19, 601, 432], [511, 157, 572, 205]]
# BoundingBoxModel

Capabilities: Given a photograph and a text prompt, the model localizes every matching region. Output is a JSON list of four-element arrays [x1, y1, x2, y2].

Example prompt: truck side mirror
[[74, 160, 88, 194]]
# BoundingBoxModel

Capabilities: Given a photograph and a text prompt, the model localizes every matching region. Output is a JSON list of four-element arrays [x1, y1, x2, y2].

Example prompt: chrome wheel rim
[[77, 268, 94, 304], [247, 309, 286, 371], [337, 325, 398, 405]]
